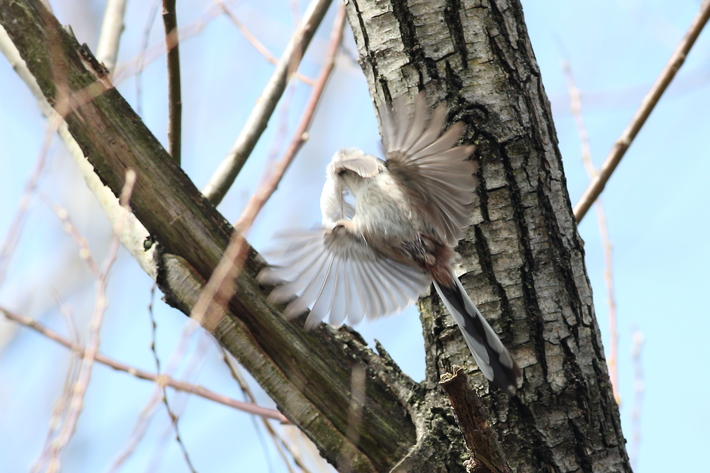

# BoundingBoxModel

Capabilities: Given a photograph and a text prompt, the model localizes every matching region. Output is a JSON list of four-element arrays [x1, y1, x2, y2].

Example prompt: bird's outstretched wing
[[380, 92, 478, 246], [258, 225, 431, 330]]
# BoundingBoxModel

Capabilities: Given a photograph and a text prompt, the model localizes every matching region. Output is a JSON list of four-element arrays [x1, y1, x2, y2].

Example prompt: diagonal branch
[[574, 0, 710, 222], [201, 0, 334, 205], [234, 1, 346, 231], [96, 0, 128, 72], [0, 2, 416, 471], [0, 306, 288, 422], [216, 0, 316, 86], [48, 171, 135, 471]]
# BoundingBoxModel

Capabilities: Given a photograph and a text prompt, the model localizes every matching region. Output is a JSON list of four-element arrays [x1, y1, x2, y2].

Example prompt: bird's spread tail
[[434, 273, 520, 394]]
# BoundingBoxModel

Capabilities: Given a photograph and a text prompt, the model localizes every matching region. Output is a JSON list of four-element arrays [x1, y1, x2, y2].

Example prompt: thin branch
[[339, 364, 366, 473], [223, 347, 338, 473], [0, 306, 289, 423], [31, 333, 81, 473], [105, 285, 165, 473], [221, 350, 300, 473], [563, 62, 620, 405], [202, 0, 334, 205], [47, 171, 136, 472], [162, 0, 182, 164], [149, 339, 213, 473], [191, 2, 345, 333], [630, 329, 645, 470], [148, 282, 197, 473], [136, 0, 161, 117], [234, 1, 346, 231], [216, 1, 315, 86], [96, 0, 128, 71], [0, 19, 156, 278], [118, 2, 217, 87], [106, 323, 200, 473], [40, 193, 102, 277], [0, 124, 52, 286], [574, 0, 710, 222], [596, 202, 619, 402]]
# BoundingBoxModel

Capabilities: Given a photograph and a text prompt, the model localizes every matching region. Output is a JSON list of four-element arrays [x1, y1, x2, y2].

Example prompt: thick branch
[[0, 2, 415, 471], [440, 368, 509, 473]]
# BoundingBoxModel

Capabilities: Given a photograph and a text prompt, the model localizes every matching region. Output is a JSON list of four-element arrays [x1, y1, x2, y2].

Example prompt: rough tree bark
[[0, 0, 631, 471], [345, 0, 631, 471]]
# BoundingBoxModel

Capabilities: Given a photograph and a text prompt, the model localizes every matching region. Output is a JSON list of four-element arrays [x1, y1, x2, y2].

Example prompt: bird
[[259, 92, 520, 394]]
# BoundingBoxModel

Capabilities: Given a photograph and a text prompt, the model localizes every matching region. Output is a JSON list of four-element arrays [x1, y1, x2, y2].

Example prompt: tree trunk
[[0, 0, 631, 471], [345, 0, 631, 470]]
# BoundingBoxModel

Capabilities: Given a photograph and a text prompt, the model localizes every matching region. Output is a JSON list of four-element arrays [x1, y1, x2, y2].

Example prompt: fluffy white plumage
[[259, 92, 520, 393]]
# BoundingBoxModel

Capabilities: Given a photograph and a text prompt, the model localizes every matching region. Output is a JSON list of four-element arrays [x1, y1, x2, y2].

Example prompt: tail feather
[[434, 273, 520, 394]]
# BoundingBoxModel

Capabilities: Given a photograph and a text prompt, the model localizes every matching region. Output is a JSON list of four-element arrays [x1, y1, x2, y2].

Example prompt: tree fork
[[0, 0, 632, 471]]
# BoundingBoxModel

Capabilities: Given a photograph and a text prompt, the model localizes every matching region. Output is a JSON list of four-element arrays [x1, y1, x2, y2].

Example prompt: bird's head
[[327, 148, 383, 184]]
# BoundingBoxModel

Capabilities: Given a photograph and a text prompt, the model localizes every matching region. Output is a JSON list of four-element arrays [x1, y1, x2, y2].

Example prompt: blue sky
[[0, 0, 708, 471]]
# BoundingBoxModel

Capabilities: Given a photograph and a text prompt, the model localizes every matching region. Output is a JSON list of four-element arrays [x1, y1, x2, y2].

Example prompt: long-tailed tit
[[259, 93, 520, 394]]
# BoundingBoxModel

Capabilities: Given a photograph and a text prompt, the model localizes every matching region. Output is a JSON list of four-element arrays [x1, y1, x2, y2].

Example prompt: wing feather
[[258, 226, 431, 329], [378, 92, 478, 246]]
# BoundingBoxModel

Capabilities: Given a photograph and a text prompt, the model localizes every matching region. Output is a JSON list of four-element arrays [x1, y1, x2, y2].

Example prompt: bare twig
[[118, 1, 215, 87], [46, 171, 136, 472], [136, 0, 161, 117], [0, 5, 66, 284], [104, 284, 165, 472], [596, 202, 619, 402], [96, 0, 129, 71], [31, 335, 81, 473], [630, 329, 645, 470], [221, 350, 301, 473], [192, 1, 345, 333], [41, 194, 102, 277], [150, 342, 211, 473], [563, 62, 620, 405], [234, 1, 346, 231], [202, 0, 334, 205], [574, 1, 710, 222], [0, 126, 52, 286], [147, 282, 197, 473], [162, 0, 182, 164], [189, 227, 249, 332], [106, 323, 199, 473], [339, 364, 366, 473], [0, 20, 156, 278], [0, 307, 288, 423], [440, 368, 510, 473], [216, 1, 315, 86]]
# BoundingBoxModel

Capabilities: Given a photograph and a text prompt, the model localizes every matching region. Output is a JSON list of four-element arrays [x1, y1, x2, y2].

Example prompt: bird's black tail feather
[[434, 273, 520, 394]]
